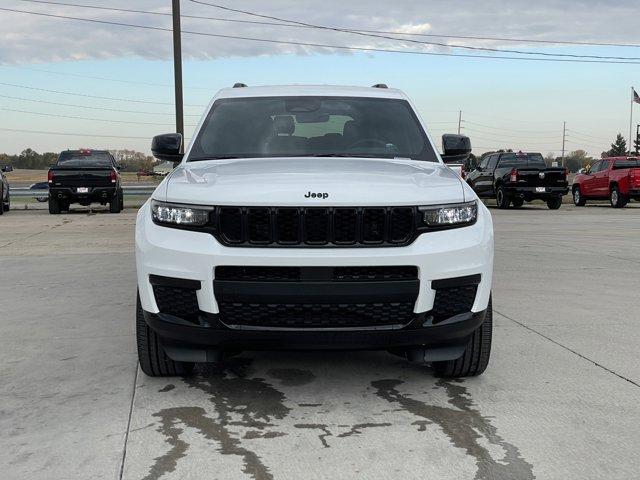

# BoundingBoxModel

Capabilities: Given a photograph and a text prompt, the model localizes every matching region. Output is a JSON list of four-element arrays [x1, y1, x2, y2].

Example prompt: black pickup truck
[[466, 151, 569, 209], [48, 149, 123, 214]]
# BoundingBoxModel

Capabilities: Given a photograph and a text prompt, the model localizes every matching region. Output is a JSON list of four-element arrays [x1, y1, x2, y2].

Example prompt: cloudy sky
[[0, 0, 639, 156]]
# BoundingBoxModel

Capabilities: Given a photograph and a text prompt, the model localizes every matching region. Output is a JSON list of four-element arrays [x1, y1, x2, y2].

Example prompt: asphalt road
[[1, 204, 639, 480]]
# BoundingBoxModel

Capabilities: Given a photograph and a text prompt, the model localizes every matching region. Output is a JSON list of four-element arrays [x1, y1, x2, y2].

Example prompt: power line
[[0, 94, 202, 116], [2, 6, 640, 65], [566, 129, 614, 142], [0, 81, 205, 107], [1, 65, 212, 90], [463, 120, 558, 134], [16, 0, 640, 49], [0, 127, 151, 139], [189, 0, 640, 61], [463, 127, 560, 141], [1, 107, 197, 127]]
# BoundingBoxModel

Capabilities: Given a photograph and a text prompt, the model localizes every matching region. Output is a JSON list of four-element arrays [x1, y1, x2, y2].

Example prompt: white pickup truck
[[135, 84, 494, 378]]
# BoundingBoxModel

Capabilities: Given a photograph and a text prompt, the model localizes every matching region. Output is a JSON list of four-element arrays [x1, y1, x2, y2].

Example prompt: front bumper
[[135, 200, 493, 353]]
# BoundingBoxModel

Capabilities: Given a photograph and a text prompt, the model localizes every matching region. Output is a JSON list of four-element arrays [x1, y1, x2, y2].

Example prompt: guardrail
[[10, 186, 156, 198]]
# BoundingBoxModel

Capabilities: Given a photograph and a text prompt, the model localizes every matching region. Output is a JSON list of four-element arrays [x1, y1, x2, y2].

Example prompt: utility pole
[[636, 124, 640, 155], [172, 0, 184, 152], [629, 87, 635, 155], [457, 110, 462, 134], [561, 121, 566, 166]]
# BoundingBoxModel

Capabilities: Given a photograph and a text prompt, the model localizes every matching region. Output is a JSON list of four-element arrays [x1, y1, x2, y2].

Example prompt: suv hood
[[161, 157, 465, 206]]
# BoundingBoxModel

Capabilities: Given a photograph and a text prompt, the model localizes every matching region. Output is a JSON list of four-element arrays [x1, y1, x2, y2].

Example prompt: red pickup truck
[[572, 157, 640, 208]]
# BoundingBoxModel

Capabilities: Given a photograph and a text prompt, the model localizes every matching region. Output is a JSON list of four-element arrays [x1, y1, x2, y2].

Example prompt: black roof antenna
[[371, 83, 388, 88], [233, 83, 247, 88]]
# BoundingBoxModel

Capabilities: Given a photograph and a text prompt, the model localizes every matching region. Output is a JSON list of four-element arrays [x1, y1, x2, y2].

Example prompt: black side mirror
[[1, 165, 13, 173], [441, 134, 472, 164], [475, 165, 484, 172], [152, 133, 183, 163]]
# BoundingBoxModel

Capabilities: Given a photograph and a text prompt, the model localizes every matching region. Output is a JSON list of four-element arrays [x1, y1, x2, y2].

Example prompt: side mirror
[[1, 165, 13, 173], [577, 168, 585, 174], [441, 134, 472, 164], [115, 164, 122, 171], [151, 133, 183, 163]]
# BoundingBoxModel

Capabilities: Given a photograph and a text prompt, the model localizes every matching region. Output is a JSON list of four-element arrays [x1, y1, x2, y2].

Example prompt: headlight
[[419, 201, 478, 227], [151, 200, 212, 227]]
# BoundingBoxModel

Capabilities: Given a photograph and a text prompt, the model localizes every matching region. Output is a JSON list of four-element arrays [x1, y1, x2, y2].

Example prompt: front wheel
[[136, 293, 194, 377], [547, 196, 562, 209], [610, 186, 628, 208], [496, 186, 509, 209], [573, 186, 586, 206], [433, 297, 492, 378]]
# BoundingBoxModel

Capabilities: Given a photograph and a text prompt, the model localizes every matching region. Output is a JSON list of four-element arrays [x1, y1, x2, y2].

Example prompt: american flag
[[634, 88, 640, 104]]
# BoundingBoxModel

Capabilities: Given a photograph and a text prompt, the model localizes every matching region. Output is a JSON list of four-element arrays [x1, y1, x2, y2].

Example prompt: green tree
[[605, 133, 628, 157], [563, 150, 593, 172]]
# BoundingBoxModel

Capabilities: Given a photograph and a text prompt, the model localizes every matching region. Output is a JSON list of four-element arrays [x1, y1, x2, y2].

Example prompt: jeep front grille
[[216, 206, 417, 247]]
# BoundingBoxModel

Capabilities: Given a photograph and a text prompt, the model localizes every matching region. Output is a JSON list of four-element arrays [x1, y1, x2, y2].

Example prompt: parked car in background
[[572, 157, 640, 208], [466, 151, 569, 209], [48, 149, 123, 214], [30, 181, 49, 202], [0, 164, 12, 214]]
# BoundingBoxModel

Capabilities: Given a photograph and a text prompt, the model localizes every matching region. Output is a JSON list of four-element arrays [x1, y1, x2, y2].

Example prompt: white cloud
[[0, 0, 637, 64]]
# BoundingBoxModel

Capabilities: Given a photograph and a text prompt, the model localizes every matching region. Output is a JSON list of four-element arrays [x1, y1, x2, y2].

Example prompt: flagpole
[[630, 87, 634, 156]]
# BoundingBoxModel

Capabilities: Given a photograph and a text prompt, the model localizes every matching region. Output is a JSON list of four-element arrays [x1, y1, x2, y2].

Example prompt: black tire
[[109, 191, 121, 213], [433, 297, 493, 378], [136, 293, 194, 377], [546, 196, 562, 209], [610, 186, 627, 208], [48, 197, 61, 214], [495, 185, 509, 209], [0, 186, 5, 214], [118, 190, 124, 212], [573, 186, 586, 206], [511, 197, 524, 208]]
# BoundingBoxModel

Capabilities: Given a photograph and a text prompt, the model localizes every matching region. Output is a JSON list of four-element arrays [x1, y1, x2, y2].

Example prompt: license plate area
[[535, 187, 546, 193], [76, 187, 89, 193]]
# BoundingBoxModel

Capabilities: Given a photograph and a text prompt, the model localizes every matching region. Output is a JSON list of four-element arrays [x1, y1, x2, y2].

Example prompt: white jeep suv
[[135, 84, 494, 378]]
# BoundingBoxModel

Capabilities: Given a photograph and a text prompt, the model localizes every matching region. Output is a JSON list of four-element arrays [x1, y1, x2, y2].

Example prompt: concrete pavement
[[1, 204, 639, 480]]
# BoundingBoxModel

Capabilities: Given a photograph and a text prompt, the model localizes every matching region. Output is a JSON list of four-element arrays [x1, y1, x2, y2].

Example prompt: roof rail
[[233, 83, 247, 88], [371, 83, 388, 89]]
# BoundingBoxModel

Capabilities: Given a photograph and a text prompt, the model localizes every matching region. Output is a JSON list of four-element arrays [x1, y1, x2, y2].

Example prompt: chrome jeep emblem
[[305, 191, 329, 199]]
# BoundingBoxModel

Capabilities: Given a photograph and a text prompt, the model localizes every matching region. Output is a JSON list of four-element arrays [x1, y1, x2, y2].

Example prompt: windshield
[[499, 153, 546, 168], [57, 151, 113, 168], [188, 96, 437, 162]]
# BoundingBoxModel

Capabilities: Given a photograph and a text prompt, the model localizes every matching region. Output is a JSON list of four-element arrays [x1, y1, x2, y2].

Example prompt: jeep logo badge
[[305, 191, 329, 199], [539, 172, 546, 179]]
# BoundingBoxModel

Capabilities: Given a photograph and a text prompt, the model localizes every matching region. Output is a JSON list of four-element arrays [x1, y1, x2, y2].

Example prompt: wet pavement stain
[[371, 379, 535, 480], [143, 359, 291, 480], [293, 423, 333, 448], [335, 423, 392, 438], [243, 430, 287, 440], [267, 368, 316, 386]]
